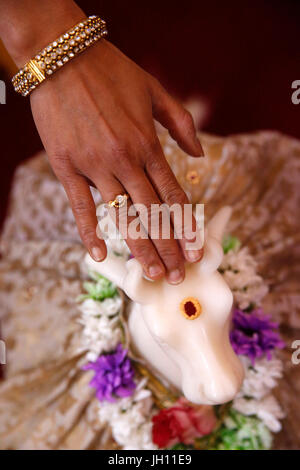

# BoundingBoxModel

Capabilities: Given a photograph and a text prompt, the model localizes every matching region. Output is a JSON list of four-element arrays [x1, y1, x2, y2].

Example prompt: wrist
[[0, 0, 85, 66], [12, 17, 108, 97]]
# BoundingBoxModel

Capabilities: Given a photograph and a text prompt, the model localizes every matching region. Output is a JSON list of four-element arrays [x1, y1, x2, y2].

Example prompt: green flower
[[212, 410, 272, 450], [222, 235, 241, 254], [78, 271, 117, 301]]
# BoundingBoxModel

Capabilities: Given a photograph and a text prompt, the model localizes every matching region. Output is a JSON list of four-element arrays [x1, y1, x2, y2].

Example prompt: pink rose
[[152, 397, 217, 448]]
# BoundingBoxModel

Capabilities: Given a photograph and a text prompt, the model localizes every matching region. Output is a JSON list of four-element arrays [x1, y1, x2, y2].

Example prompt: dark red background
[[0, 0, 299, 228]]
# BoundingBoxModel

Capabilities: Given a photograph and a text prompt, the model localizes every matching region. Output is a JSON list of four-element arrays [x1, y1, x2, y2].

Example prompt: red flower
[[152, 398, 217, 448]]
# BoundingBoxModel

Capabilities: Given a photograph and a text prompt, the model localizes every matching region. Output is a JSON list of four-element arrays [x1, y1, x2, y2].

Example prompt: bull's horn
[[207, 206, 232, 243], [84, 253, 127, 289], [123, 259, 158, 304]]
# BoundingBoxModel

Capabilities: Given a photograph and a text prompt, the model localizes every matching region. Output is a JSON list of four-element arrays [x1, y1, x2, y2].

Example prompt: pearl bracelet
[[12, 15, 107, 97]]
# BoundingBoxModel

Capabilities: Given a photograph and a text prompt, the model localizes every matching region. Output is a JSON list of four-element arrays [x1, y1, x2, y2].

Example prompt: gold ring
[[108, 193, 129, 208]]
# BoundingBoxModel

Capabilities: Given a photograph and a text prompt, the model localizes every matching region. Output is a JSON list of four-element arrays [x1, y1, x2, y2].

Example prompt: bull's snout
[[183, 366, 243, 405], [202, 371, 243, 404], [180, 340, 244, 405]]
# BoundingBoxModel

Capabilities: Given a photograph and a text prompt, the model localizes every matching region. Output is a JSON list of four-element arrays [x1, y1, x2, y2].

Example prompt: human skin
[[0, 0, 204, 284]]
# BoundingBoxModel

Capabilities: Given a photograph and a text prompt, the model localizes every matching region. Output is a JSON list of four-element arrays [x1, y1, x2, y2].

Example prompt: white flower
[[79, 296, 122, 317], [220, 247, 268, 309], [98, 379, 157, 450], [80, 315, 122, 358], [233, 394, 285, 433], [238, 356, 283, 400], [122, 422, 156, 450], [77, 297, 123, 359]]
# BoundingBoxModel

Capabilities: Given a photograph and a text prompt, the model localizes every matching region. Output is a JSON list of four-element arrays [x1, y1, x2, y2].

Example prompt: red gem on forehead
[[184, 301, 197, 317]]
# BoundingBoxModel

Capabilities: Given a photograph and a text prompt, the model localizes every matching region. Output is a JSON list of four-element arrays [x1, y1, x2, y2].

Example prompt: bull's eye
[[180, 297, 202, 320]]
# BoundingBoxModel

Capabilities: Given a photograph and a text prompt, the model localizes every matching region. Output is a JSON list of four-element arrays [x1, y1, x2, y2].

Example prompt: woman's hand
[[0, 1, 204, 285], [30, 38, 204, 284]]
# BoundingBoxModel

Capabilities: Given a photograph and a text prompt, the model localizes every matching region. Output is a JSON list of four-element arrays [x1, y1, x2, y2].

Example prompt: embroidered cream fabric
[[0, 131, 299, 449]]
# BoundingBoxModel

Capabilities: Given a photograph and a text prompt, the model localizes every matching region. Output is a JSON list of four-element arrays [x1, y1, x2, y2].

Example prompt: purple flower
[[83, 344, 136, 402], [230, 308, 285, 364]]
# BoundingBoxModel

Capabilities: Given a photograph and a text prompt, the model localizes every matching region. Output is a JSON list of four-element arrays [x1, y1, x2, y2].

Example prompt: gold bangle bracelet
[[12, 15, 107, 97]]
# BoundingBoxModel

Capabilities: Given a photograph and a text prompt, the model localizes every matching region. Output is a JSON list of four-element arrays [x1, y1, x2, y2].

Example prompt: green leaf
[[222, 235, 241, 254], [78, 271, 118, 301]]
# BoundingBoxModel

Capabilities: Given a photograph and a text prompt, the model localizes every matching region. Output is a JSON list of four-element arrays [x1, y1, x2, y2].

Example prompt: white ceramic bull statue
[[85, 206, 244, 405]]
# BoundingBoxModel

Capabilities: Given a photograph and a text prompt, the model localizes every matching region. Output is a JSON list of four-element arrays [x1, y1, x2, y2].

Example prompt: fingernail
[[186, 248, 203, 263], [148, 264, 164, 278], [194, 135, 204, 157], [91, 246, 103, 261], [168, 269, 184, 285]]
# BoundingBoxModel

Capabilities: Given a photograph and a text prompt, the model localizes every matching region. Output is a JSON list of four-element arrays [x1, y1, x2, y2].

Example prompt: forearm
[[0, 0, 84, 66]]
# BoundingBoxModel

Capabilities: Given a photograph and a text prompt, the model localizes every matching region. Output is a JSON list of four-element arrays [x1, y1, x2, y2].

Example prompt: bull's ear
[[196, 207, 231, 274], [197, 236, 224, 274], [207, 206, 232, 243], [84, 252, 127, 289], [123, 259, 158, 304]]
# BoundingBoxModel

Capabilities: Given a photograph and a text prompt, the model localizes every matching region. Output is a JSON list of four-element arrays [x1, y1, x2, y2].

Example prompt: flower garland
[[77, 236, 285, 450]]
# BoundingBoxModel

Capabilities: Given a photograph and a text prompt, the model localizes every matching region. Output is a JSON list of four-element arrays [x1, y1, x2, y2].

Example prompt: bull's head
[[85, 206, 244, 404]]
